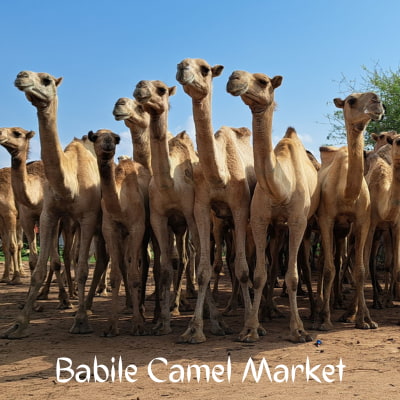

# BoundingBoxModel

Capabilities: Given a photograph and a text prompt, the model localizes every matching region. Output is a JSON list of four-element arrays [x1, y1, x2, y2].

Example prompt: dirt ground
[[0, 262, 399, 400]]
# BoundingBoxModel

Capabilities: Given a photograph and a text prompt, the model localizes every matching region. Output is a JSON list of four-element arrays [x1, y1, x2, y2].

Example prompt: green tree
[[326, 64, 400, 148]]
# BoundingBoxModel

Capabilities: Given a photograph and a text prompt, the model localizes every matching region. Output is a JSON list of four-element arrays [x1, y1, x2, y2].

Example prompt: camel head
[[133, 80, 176, 116], [0, 127, 35, 157], [371, 130, 397, 151], [226, 70, 282, 113], [88, 129, 120, 161], [14, 71, 63, 109], [113, 97, 150, 129], [333, 92, 385, 130], [385, 133, 400, 167], [176, 58, 224, 100]]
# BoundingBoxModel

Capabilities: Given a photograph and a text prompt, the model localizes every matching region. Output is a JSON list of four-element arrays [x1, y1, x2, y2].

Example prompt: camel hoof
[[0, 322, 30, 339], [317, 322, 334, 331], [0, 277, 11, 284], [69, 314, 93, 334], [237, 328, 260, 343], [9, 277, 23, 285], [152, 321, 172, 336]]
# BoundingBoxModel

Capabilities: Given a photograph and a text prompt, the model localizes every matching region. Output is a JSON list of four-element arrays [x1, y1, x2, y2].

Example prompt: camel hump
[[284, 126, 298, 138], [319, 145, 341, 167], [231, 127, 251, 139]]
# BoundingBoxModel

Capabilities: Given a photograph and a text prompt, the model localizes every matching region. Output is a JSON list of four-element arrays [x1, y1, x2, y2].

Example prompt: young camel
[[177, 58, 256, 343], [1, 71, 107, 339], [88, 129, 150, 335], [364, 134, 400, 309], [0, 127, 77, 301], [316, 92, 385, 331], [227, 70, 320, 342], [0, 167, 22, 284], [133, 79, 200, 335]]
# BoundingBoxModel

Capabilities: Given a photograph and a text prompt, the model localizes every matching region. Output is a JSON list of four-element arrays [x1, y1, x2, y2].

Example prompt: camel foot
[[355, 319, 378, 330], [152, 320, 172, 336], [69, 313, 93, 334], [131, 322, 148, 336], [237, 325, 266, 343], [287, 329, 313, 343], [178, 325, 207, 344], [260, 306, 284, 321], [102, 326, 119, 337], [170, 307, 181, 317], [314, 321, 334, 331], [37, 287, 50, 300], [0, 277, 11, 284], [372, 299, 383, 309], [57, 298, 72, 310], [210, 318, 233, 336], [9, 276, 23, 285], [0, 319, 30, 339]]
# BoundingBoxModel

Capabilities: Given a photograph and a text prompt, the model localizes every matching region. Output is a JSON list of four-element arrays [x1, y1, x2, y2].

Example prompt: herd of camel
[[0, 57, 398, 344]]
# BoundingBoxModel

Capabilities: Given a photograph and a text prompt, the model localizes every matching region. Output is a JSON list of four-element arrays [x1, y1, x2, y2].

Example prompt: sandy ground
[[0, 262, 400, 400]]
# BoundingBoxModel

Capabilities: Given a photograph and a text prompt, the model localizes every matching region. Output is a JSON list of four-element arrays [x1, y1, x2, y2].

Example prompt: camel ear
[[88, 130, 97, 143], [55, 77, 63, 87], [169, 86, 177, 96], [271, 76, 283, 89], [212, 65, 224, 77], [371, 133, 378, 141], [387, 136, 394, 145], [27, 130, 36, 139], [333, 98, 345, 109], [114, 133, 121, 144]]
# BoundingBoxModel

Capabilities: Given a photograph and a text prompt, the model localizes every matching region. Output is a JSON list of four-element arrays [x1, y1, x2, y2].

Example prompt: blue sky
[[1, 0, 400, 168]]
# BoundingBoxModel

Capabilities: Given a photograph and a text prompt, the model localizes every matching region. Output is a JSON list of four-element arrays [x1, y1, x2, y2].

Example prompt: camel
[[227, 70, 320, 342], [1, 71, 107, 339], [0, 167, 22, 284], [0, 126, 80, 302], [88, 128, 150, 335], [133, 79, 200, 335], [315, 92, 385, 331], [176, 58, 256, 343], [364, 134, 400, 309]]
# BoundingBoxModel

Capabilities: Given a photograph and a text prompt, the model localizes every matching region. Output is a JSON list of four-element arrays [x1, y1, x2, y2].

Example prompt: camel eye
[[258, 78, 268, 87], [42, 77, 52, 86], [13, 130, 21, 138], [157, 87, 167, 96], [200, 66, 210, 76]]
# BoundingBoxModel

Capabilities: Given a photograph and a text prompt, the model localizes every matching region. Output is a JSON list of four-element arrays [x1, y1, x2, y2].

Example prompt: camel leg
[[286, 217, 313, 343], [340, 219, 378, 329], [1, 211, 59, 338], [261, 227, 286, 320], [240, 209, 268, 342], [151, 213, 173, 335], [127, 223, 146, 335], [69, 213, 99, 334], [179, 203, 230, 344], [315, 215, 335, 331]]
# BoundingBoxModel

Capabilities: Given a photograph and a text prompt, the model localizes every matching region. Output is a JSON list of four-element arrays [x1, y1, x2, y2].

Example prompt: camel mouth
[[14, 79, 34, 91], [226, 82, 248, 97], [0, 137, 8, 145], [113, 112, 130, 121], [176, 70, 195, 85]]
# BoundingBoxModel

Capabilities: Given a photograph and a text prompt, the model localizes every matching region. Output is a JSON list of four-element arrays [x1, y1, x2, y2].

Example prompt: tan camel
[[1, 71, 106, 339], [0, 126, 78, 300], [0, 167, 22, 284], [133, 79, 200, 335], [364, 134, 400, 309], [88, 129, 150, 335], [316, 92, 385, 331], [227, 70, 319, 342], [176, 58, 256, 343]]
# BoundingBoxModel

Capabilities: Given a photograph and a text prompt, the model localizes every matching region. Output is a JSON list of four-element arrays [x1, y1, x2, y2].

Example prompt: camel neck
[[192, 95, 226, 187], [127, 122, 152, 174], [344, 122, 366, 201], [36, 100, 73, 199], [252, 107, 287, 202], [149, 114, 174, 190], [385, 159, 400, 220], [10, 148, 36, 208], [98, 158, 122, 217]]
